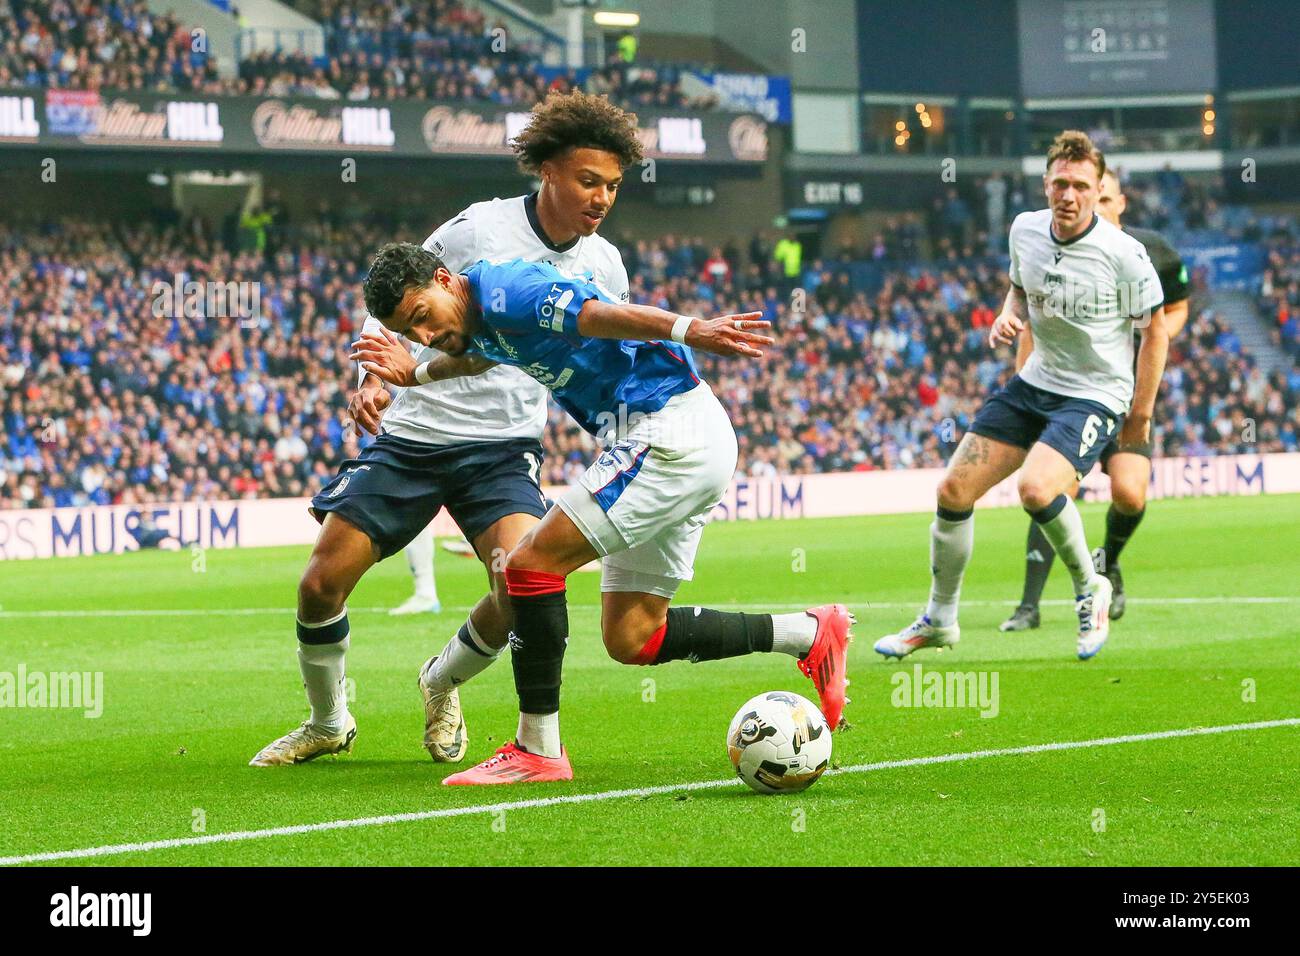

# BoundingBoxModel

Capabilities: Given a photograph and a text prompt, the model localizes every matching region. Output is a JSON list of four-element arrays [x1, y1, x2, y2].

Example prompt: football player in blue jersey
[[352, 244, 854, 784]]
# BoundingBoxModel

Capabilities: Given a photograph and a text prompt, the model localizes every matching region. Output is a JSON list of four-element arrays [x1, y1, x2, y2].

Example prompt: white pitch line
[[3, 717, 1296, 867], [834, 717, 1300, 773], [2, 596, 1298, 619]]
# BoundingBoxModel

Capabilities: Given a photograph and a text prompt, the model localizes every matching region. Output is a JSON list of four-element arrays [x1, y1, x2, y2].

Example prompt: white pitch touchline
[[2, 596, 1297, 619], [2, 717, 1296, 867]]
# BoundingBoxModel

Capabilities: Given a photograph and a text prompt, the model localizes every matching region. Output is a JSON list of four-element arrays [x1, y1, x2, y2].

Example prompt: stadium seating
[[1259, 242, 1300, 362], [0, 0, 222, 93], [3, 212, 1297, 510], [0, 0, 705, 110], [0, 213, 367, 508]]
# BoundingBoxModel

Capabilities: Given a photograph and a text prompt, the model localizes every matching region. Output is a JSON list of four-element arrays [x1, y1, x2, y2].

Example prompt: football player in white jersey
[[876, 130, 1168, 662], [1000, 168, 1191, 632], [250, 92, 640, 767]]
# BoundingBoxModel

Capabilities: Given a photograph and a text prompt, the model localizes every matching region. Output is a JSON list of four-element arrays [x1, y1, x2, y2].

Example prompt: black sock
[[296, 612, 349, 644], [651, 607, 775, 663], [1020, 519, 1056, 609], [1104, 504, 1145, 567], [507, 587, 568, 715]]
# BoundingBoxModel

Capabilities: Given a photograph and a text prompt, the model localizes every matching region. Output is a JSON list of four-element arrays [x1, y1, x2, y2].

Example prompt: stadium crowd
[[261, 0, 703, 109], [0, 215, 367, 509], [1259, 241, 1300, 362], [0, 0, 221, 93], [1159, 306, 1300, 456], [847, 167, 1278, 264], [3, 213, 1298, 511], [0, 0, 703, 111], [235, 43, 699, 110]]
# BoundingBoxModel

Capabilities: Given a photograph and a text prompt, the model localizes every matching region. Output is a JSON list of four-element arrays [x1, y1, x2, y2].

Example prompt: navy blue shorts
[[310, 434, 547, 560], [969, 376, 1125, 478]]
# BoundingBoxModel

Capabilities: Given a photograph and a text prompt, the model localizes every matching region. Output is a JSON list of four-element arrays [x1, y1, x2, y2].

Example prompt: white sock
[[1034, 496, 1097, 594], [770, 612, 817, 656], [925, 510, 974, 627], [517, 711, 561, 759], [405, 525, 438, 601], [422, 618, 502, 692], [297, 613, 350, 734]]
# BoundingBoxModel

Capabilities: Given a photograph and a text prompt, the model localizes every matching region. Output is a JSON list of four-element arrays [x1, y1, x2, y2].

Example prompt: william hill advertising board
[[0, 88, 767, 164]]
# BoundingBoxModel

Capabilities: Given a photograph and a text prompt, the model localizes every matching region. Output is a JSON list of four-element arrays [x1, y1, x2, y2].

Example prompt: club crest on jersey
[[1030, 264, 1154, 323], [1036, 270, 1106, 320]]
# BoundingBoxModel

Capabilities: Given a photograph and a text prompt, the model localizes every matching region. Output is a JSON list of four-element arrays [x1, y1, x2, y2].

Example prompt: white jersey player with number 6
[[875, 130, 1167, 664]]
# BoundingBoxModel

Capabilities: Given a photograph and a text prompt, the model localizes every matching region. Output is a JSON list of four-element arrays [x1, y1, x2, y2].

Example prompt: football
[[727, 691, 833, 795]]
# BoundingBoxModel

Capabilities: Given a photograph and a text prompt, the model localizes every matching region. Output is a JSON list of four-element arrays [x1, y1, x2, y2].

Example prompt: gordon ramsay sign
[[0, 88, 767, 164]]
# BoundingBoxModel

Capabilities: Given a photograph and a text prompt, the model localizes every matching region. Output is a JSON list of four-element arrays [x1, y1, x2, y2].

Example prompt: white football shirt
[[361, 193, 629, 445], [1009, 209, 1163, 414]]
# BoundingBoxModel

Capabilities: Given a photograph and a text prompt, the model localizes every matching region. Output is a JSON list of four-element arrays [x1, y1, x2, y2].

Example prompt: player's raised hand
[[350, 329, 418, 388], [988, 311, 1024, 349], [347, 379, 392, 436], [685, 311, 774, 358]]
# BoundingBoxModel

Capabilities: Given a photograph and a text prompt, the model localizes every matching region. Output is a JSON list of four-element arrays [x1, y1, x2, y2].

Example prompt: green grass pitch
[[2, 494, 1298, 866]]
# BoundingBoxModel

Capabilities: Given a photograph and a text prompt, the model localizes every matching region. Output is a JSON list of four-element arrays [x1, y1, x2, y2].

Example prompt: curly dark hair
[[511, 90, 644, 175], [362, 242, 446, 320]]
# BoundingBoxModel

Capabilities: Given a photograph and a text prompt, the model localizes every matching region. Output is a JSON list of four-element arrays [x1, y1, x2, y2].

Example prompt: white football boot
[[417, 657, 468, 762], [389, 594, 441, 616], [1075, 575, 1113, 661], [249, 714, 357, 767], [874, 615, 960, 659]]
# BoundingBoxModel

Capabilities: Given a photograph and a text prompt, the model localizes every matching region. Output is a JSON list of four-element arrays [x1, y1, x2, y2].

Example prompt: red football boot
[[796, 604, 855, 730], [442, 742, 573, 785]]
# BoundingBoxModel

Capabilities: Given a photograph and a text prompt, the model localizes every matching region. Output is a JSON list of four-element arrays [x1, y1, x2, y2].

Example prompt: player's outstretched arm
[[576, 299, 774, 358], [989, 284, 1028, 349], [349, 330, 496, 387], [1122, 305, 1169, 448], [415, 352, 497, 382]]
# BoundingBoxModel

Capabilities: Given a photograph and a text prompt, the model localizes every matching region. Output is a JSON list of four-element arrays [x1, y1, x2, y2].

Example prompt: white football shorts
[[557, 382, 738, 598]]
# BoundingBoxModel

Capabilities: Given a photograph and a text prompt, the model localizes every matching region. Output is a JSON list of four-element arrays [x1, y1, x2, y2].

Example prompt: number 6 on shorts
[[1078, 414, 1102, 457]]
